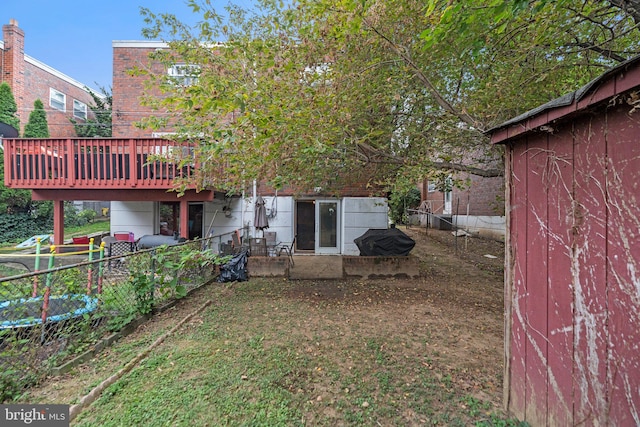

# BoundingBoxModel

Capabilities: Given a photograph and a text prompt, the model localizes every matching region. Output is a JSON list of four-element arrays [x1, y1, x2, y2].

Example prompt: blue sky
[[2, 1, 255, 92]]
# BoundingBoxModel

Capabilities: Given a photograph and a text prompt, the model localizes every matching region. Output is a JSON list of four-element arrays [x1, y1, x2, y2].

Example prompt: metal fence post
[[41, 246, 56, 343], [97, 242, 105, 295], [32, 237, 42, 297], [150, 249, 157, 308], [87, 238, 95, 295]]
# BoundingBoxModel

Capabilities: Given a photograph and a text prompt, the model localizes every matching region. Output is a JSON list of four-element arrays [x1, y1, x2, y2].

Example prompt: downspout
[[252, 179, 257, 237]]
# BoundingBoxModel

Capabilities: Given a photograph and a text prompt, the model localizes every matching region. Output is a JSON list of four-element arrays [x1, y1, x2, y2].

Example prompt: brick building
[[1, 19, 98, 137], [109, 40, 388, 254], [112, 41, 169, 138]]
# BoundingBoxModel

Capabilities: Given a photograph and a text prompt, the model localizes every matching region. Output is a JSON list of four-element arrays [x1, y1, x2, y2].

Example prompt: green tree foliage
[[389, 187, 421, 224], [23, 99, 50, 138], [70, 86, 112, 137], [0, 153, 32, 216], [0, 82, 19, 132], [136, 0, 640, 195], [0, 83, 32, 214]]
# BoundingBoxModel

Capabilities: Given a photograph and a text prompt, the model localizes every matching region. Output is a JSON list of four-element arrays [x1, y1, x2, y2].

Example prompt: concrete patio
[[248, 254, 420, 280]]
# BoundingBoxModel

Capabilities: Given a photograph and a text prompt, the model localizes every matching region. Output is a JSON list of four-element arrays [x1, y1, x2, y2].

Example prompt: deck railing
[[3, 138, 196, 189]]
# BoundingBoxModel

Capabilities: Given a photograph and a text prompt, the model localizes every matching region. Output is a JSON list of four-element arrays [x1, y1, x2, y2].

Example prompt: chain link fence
[[0, 237, 227, 402]]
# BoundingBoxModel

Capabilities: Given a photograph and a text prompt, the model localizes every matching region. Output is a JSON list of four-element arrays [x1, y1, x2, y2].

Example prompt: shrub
[[388, 188, 421, 224], [78, 209, 97, 224], [0, 213, 52, 243]]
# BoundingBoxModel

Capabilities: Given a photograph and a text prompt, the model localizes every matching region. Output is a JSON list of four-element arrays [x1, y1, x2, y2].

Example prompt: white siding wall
[[110, 196, 388, 255], [342, 197, 389, 255], [203, 198, 245, 242], [453, 215, 505, 240], [250, 196, 295, 244], [110, 201, 155, 240], [202, 196, 295, 249]]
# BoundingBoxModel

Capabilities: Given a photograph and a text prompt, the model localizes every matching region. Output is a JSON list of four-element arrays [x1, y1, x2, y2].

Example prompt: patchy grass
[[20, 277, 523, 426], [17, 229, 525, 426]]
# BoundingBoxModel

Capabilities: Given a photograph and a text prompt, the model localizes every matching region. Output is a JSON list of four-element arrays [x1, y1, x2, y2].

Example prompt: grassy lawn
[[65, 219, 110, 240], [21, 278, 525, 426]]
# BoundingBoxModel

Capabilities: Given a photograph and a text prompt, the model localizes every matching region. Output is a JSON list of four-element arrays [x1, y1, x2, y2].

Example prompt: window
[[50, 88, 66, 111], [73, 100, 87, 120], [167, 64, 199, 86]]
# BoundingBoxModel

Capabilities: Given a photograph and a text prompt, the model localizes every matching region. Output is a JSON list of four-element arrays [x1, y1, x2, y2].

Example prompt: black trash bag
[[217, 249, 249, 282], [354, 228, 416, 256]]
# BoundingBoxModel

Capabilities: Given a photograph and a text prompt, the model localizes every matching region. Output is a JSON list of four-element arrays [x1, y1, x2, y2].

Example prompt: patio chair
[[104, 236, 134, 270], [231, 229, 243, 254], [249, 237, 268, 257], [277, 236, 296, 266], [264, 231, 278, 256]]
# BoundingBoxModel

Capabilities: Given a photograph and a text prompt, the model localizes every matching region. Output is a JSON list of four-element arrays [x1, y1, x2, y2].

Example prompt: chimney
[[2, 19, 25, 122]]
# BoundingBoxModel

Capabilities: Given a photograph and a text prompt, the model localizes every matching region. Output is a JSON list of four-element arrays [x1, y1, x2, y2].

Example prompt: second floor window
[[73, 100, 87, 120], [50, 88, 66, 111], [168, 64, 199, 87]]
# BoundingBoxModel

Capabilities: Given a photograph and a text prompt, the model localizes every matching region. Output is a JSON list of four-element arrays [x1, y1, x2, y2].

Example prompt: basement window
[[50, 88, 66, 111]]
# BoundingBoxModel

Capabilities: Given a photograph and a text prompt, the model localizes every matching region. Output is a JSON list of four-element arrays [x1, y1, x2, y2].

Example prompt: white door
[[443, 190, 452, 215], [315, 200, 340, 254]]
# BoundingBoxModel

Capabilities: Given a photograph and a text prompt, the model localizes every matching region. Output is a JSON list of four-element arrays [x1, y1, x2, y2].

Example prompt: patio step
[[289, 255, 343, 280]]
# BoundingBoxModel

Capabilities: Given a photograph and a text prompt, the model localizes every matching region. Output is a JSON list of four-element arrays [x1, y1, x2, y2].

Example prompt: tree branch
[[361, 17, 486, 133], [609, 0, 640, 25], [354, 140, 503, 177], [567, 42, 628, 62]]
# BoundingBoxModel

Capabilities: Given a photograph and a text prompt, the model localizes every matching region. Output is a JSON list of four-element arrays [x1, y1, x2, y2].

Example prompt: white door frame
[[315, 199, 341, 254]]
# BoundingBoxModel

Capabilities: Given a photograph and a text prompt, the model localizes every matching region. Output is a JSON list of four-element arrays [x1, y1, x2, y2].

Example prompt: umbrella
[[0, 122, 19, 138], [254, 195, 269, 234]]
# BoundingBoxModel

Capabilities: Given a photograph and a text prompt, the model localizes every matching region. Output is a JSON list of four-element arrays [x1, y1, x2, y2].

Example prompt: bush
[[388, 188, 421, 224], [78, 209, 97, 224], [64, 203, 85, 227], [0, 213, 52, 243]]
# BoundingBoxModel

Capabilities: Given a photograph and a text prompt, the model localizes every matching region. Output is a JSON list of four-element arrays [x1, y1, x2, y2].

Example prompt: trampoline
[[0, 294, 98, 329]]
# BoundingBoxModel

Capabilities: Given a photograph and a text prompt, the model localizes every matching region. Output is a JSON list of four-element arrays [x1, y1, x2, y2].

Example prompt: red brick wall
[[112, 42, 171, 138], [422, 173, 504, 216], [2, 21, 25, 110], [21, 62, 97, 137], [452, 173, 504, 216]]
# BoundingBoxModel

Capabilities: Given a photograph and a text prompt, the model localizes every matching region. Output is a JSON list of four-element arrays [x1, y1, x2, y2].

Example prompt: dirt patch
[[286, 227, 505, 402]]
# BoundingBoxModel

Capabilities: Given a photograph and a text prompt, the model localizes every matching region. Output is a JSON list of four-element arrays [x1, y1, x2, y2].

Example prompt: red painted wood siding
[[506, 102, 640, 426], [3, 138, 196, 190]]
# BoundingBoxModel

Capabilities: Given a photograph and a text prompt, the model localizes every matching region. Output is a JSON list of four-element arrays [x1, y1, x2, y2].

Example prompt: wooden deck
[[3, 138, 196, 190]]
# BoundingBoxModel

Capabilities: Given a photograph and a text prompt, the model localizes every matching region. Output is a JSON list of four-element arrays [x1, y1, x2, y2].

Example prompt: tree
[[70, 86, 112, 137], [137, 0, 640, 195], [0, 82, 20, 132], [23, 99, 50, 138]]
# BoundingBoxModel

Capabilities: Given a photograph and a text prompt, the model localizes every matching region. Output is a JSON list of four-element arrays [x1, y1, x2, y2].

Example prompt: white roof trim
[[112, 40, 169, 48], [112, 40, 225, 49], [24, 55, 102, 97]]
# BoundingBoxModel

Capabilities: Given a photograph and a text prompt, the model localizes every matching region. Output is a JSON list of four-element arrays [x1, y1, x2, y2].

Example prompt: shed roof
[[489, 54, 640, 144]]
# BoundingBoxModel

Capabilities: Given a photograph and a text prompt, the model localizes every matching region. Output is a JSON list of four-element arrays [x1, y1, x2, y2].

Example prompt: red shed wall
[[506, 103, 640, 426]]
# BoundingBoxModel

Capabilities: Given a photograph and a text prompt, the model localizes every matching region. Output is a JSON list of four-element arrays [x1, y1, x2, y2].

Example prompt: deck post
[[180, 199, 189, 239], [53, 199, 64, 245]]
